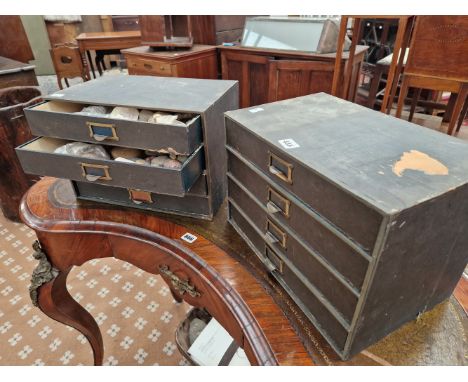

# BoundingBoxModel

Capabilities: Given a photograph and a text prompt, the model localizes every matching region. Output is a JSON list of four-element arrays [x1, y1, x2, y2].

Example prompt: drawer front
[[16, 137, 204, 197], [227, 151, 369, 290], [226, 117, 383, 251], [73, 180, 212, 219], [228, 201, 349, 352], [25, 101, 202, 155], [127, 57, 174, 77], [228, 177, 359, 324]]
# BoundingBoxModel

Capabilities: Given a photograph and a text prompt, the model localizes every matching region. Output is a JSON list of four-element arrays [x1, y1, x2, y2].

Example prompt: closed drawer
[[227, 151, 370, 290], [127, 57, 174, 77], [226, 118, 383, 251], [228, 201, 349, 351], [16, 137, 204, 197], [228, 177, 359, 325], [25, 101, 201, 155], [73, 179, 212, 219]]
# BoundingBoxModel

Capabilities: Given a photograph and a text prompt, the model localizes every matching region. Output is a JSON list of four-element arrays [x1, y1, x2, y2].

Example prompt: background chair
[[395, 16, 468, 135], [49, 43, 90, 89]]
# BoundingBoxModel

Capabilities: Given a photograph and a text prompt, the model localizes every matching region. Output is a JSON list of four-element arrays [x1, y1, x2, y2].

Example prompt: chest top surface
[[45, 75, 238, 113], [225, 93, 468, 214]]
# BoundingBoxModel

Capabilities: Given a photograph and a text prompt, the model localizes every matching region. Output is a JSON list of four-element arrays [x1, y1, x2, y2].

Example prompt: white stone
[[110, 106, 139, 121]]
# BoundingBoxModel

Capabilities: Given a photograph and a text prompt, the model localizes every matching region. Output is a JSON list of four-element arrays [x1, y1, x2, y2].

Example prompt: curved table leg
[[29, 240, 104, 366], [37, 268, 104, 365]]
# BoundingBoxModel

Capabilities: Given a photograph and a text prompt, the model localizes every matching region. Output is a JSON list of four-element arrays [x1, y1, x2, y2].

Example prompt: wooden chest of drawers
[[122, 45, 218, 79], [225, 93, 468, 359], [16, 75, 238, 219]]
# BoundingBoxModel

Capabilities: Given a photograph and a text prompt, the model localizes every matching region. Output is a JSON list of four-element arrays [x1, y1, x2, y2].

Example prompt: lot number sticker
[[181, 232, 198, 243]]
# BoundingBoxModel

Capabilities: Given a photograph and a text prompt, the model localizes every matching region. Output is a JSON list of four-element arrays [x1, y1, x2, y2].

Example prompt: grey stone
[[150, 156, 182, 169], [177, 155, 189, 163], [76, 105, 109, 116], [54, 142, 110, 160], [189, 318, 207, 344], [138, 109, 154, 122]]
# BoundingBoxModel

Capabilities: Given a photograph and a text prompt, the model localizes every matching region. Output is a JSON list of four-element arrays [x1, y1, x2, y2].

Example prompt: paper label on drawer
[[181, 233, 197, 243], [278, 139, 300, 149], [248, 107, 264, 113]]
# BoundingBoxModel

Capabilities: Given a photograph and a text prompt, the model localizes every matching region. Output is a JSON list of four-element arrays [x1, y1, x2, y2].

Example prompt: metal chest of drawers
[[16, 75, 238, 220], [225, 93, 468, 359]]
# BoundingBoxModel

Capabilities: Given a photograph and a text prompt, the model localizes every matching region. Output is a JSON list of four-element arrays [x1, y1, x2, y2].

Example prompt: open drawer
[[24, 101, 203, 155], [16, 137, 205, 197]]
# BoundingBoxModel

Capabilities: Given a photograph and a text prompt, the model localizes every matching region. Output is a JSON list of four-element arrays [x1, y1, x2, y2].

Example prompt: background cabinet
[[220, 46, 367, 108], [123, 45, 218, 79]]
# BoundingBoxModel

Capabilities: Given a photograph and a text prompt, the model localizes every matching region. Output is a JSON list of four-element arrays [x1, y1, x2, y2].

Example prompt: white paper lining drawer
[[16, 137, 204, 197], [24, 101, 202, 155]]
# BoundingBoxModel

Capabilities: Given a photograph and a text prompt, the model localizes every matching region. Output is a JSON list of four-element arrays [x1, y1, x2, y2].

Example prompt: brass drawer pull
[[259, 253, 277, 273], [87, 121, 119, 142], [264, 231, 279, 245], [80, 163, 112, 182], [128, 189, 153, 205], [144, 63, 153, 70], [268, 152, 293, 184], [265, 246, 284, 274], [266, 201, 281, 214], [267, 187, 291, 217], [265, 219, 287, 249]]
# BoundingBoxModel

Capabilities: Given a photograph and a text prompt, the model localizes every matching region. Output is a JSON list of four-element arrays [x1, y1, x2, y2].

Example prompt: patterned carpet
[[0, 210, 191, 366]]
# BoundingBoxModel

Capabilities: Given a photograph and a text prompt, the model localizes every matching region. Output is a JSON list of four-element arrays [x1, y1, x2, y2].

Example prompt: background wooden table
[[75, 31, 141, 78]]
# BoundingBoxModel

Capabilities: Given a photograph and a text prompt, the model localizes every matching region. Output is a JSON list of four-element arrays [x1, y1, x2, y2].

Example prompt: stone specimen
[[114, 157, 147, 165], [189, 318, 207, 344], [150, 156, 182, 169], [177, 155, 189, 163], [110, 147, 143, 160], [149, 112, 186, 126], [54, 142, 110, 160], [138, 109, 154, 122], [76, 105, 109, 116], [110, 106, 139, 121]]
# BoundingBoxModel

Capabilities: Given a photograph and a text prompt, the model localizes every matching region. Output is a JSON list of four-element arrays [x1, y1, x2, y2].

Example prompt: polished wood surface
[[454, 277, 468, 316], [76, 31, 141, 43], [220, 45, 366, 108], [122, 45, 218, 79], [21, 178, 313, 366]]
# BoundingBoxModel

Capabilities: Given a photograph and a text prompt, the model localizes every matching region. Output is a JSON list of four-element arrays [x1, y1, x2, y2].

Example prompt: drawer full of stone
[[24, 101, 202, 155], [16, 137, 204, 197]]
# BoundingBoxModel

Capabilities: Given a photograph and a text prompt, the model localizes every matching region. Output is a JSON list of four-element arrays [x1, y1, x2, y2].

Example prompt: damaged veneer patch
[[392, 150, 449, 177]]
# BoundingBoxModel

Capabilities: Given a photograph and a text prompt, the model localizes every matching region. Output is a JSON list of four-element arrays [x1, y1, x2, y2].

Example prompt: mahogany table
[[75, 31, 141, 78], [20, 178, 468, 366]]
